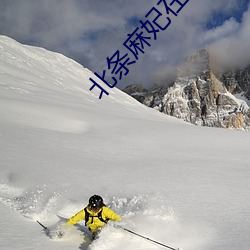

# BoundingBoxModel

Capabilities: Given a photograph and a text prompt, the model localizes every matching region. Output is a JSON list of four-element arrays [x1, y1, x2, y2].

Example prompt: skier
[[66, 194, 122, 239]]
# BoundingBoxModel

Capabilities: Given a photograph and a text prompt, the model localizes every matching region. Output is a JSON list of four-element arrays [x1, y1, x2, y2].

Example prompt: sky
[[0, 0, 249, 89]]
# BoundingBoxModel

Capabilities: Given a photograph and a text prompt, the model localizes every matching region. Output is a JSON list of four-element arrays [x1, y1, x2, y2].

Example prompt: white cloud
[[209, 3, 250, 68], [200, 18, 240, 45], [0, 0, 248, 88]]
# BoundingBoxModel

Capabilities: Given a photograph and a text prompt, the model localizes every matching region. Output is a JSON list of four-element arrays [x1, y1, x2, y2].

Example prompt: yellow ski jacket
[[67, 206, 121, 233]]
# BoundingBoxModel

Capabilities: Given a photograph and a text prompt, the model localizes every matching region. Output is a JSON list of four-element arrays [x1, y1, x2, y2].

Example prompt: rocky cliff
[[123, 49, 250, 130]]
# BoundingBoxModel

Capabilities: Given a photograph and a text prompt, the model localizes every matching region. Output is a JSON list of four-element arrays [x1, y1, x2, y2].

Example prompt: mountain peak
[[177, 48, 211, 78], [124, 48, 250, 130]]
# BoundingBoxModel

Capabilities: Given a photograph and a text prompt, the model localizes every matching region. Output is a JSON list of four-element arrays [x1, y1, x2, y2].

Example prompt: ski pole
[[37, 220, 48, 231], [122, 227, 180, 250]]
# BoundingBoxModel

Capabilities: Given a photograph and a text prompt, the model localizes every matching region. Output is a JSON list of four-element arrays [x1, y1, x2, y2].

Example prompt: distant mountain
[[217, 66, 250, 100], [123, 49, 250, 130]]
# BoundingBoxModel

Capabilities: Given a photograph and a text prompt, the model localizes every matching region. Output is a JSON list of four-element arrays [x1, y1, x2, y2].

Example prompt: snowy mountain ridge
[[0, 36, 250, 250], [124, 49, 250, 130]]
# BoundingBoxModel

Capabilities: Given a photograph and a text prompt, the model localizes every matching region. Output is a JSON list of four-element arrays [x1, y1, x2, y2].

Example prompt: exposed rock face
[[123, 84, 147, 103], [218, 66, 250, 99], [124, 49, 250, 130]]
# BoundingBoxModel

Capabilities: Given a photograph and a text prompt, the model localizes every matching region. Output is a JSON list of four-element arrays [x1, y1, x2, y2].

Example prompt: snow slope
[[0, 35, 250, 250]]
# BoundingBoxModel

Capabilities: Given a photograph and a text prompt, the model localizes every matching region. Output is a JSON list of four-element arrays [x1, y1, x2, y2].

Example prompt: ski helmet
[[89, 195, 104, 210]]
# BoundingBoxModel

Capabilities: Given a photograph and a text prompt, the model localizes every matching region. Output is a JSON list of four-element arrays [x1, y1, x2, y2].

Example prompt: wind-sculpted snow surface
[[0, 36, 250, 250]]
